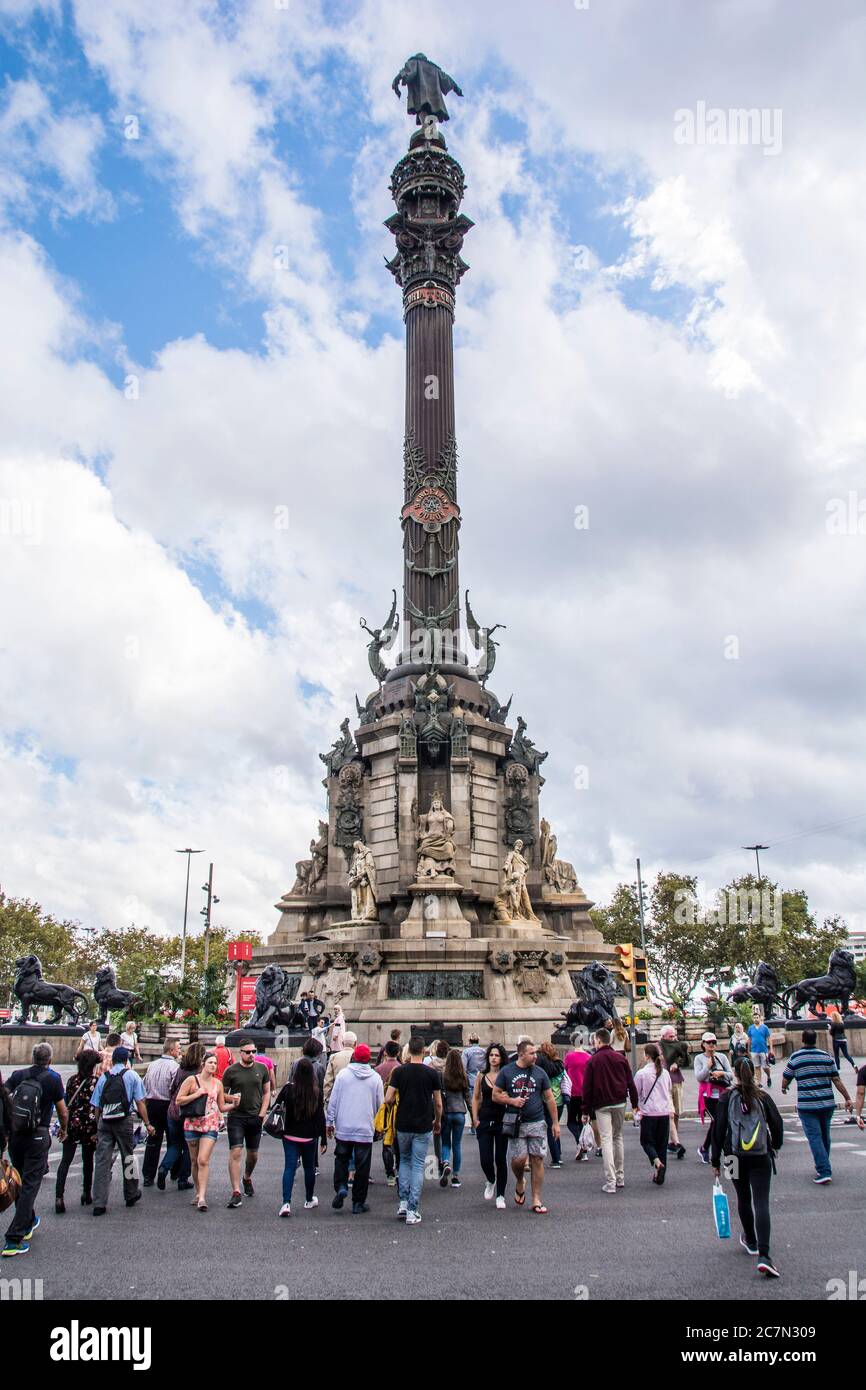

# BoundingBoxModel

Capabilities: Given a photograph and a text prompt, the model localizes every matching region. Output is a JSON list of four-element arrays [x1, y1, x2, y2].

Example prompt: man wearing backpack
[[3, 1042, 67, 1258], [90, 1046, 154, 1215]]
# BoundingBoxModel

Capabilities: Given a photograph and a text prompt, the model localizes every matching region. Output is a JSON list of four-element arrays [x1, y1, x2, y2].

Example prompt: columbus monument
[[256, 56, 612, 1045]]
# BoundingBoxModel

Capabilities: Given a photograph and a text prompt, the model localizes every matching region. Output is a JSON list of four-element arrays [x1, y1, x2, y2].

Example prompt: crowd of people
[[0, 1012, 863, 1277]]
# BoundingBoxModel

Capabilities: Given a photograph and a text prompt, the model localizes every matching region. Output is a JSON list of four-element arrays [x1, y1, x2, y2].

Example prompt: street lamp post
[[176, 848, 203, 983]]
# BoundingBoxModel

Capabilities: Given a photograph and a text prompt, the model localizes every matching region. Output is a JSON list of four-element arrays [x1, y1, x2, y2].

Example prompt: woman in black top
[[710, 1058, 784, 1279], [55, 1050, 101, 1212], [471, 1043, 509, 1207], [828, 1010, 857, 1072], [274, 1057, 327, 1217]]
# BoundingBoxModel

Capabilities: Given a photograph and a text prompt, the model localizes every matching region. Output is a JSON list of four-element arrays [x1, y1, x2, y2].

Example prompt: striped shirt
[[143, 1055, 180, 1101], [783, 1047, 838, 1110]]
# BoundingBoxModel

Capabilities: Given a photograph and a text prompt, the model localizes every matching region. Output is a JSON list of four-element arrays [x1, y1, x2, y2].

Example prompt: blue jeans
[[397, 1131, 429, 1212], [158, 1115, 191, 1182], [440, 1113, 464, 1173], [282, 1139, 317, 1204], [800, 1106, 834, 1179]]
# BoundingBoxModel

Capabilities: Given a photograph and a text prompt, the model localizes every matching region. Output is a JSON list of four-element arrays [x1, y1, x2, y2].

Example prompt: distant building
[[845, 927, 866, 964]]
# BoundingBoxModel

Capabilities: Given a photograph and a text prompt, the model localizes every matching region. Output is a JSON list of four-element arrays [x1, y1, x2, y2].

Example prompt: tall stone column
[[385, 128, 473, 655]]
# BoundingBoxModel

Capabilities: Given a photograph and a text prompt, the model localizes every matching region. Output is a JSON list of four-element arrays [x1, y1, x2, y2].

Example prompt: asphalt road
[[8, 1109, 865, 1302]]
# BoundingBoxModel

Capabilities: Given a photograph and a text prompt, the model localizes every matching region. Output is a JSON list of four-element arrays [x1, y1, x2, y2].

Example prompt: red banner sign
[[227, 940, 253, 962]]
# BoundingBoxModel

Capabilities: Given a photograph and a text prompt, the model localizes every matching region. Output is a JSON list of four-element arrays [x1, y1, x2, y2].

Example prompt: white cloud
[[1, 0, 864, 948]]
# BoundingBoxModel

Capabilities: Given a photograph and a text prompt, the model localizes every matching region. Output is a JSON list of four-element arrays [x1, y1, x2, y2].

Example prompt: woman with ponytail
[[711, 1056, 784, 1278], [634, 1043, 673, 1184]]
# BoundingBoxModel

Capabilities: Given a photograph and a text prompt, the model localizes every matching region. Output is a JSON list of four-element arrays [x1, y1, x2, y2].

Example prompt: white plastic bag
[[579, 1122, 594, 1152], [560, 1069, 573, 1099]]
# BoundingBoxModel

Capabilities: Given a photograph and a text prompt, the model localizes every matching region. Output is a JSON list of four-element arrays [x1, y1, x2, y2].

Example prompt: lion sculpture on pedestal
[[13, 955, 89, 1026], [784, 949, 857, 1019], [93, 967, 142, 1026], [246, 964, 304, 1031], [560, 961, 619, 1035]]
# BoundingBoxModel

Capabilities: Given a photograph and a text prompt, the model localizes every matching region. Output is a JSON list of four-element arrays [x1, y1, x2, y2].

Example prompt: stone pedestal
[[402, 882, 471, 938]]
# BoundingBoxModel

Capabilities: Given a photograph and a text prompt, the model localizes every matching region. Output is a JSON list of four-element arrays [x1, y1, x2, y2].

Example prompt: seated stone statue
[[416, 792, 457, 878]]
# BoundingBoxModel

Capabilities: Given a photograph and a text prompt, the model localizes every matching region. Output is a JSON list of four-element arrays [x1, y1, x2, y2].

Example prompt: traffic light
[[615, 942, 635, 985], [634, 950, 649, 999]]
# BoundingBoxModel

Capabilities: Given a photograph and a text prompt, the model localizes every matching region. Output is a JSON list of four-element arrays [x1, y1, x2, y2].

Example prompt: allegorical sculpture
[[348, 840, 378, 922], [784, 948, 858, 1019], [560, 961, 620, 1034], [12, 954, 89, 1026], [93, 966, 142, 1026], [360, 590, 399, 683], [729, 961, 786, 1020], [493, 839, 539, 923], [392, 52, 463, 125], [465, 591, 504, 687], [319, 718, 358, 777], [246, 964, 304, 1032], [508, 716, 548, 775], [416, 791, 457, 878], [539, 818, 579, 894]]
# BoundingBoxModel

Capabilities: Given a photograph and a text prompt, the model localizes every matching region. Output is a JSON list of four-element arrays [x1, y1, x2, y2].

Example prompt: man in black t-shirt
[[3, 1042, 68, 1257], [385, 1035, 443, 1225]]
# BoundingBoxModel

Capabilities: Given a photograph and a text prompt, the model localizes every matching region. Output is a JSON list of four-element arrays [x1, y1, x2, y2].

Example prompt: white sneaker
[[484, 1181, 495, 1200], [397, 1201, 407, 1219], [405, 1210, 422, 1225], [279, 1203, 291, 1217], [495, 1195, 506, 1210], [304, 1196, 318, 1210], [602, 1184, 617, 1194]]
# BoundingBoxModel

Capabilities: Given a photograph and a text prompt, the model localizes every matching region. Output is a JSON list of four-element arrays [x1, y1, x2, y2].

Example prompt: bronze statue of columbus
[[392, 53, 463, 124]]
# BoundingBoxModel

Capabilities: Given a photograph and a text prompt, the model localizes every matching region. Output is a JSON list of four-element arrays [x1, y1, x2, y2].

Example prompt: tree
[[713, 877, 846, 987], [0, 893, 96, 1003], [647, 872, 713, 1010], [590, 883, 643, 946]]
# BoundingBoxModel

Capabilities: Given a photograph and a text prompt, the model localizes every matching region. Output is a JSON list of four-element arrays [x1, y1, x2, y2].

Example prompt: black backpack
[[100, 1071, 132, 1122], [11, 1074, 44, 1135]]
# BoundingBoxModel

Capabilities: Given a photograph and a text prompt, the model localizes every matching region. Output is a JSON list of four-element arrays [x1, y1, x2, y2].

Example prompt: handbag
[[183, 1082, 209, 1120], [263, 1092, 287, 1140], [501, 1107, 521, 1140], [0, 1157, 22, 1213]]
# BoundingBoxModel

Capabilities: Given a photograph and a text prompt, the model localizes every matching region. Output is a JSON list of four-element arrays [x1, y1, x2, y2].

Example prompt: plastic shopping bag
[[579, 1122, 594, 1153], [712, 1179, 731, 1239]]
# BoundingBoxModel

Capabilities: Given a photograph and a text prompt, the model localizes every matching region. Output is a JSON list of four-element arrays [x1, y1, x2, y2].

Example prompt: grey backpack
[[727, 1095, 769, 1157]]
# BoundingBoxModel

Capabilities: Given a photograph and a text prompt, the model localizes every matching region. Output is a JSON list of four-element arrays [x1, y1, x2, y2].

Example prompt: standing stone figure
[[392, 54, 463, 125], [416, 791, 457, 878], [348, 840, 378, 922], [493, 840, 539, 923]]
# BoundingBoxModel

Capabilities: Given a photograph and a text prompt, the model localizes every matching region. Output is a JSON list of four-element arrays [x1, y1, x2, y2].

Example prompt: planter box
[[138, 1024, 165, 1044]]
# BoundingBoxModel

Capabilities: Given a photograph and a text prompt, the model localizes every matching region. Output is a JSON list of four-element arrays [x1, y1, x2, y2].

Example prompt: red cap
[[352, 1044, 371, 1063]]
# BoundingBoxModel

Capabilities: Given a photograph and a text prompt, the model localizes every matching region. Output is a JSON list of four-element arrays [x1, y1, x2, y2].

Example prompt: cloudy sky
[[1, 0, 864, 948]]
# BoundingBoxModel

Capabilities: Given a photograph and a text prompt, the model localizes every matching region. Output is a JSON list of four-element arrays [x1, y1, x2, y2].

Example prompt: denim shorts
[[184, 1129, 219, 1143]]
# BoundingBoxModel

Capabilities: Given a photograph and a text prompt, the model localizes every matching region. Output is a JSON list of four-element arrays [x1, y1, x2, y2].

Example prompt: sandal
[[531, 1204, 548, 1214], [514, 1184, 526, 1206], [197, 1200, 208, 1212]]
